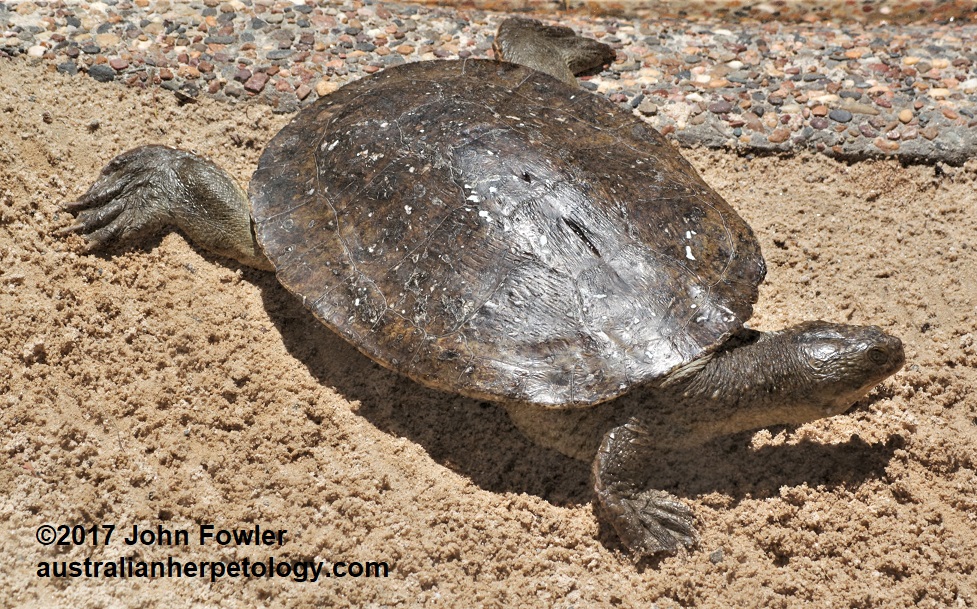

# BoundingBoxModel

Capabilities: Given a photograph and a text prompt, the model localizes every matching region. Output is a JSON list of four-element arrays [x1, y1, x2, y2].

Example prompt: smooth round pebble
[[87, 64, 116, 83], [829, 109, 854, 123]]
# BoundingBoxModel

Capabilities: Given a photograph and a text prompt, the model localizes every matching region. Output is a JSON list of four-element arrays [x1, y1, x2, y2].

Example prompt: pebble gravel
[[2, 0, 976, 164]]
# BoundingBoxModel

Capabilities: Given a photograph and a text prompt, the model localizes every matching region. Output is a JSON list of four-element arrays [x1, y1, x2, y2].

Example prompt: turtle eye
[[867, 347, 889, 365]]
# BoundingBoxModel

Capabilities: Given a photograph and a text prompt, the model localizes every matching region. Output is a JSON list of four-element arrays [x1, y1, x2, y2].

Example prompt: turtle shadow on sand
[[256, 275, 903, 547]]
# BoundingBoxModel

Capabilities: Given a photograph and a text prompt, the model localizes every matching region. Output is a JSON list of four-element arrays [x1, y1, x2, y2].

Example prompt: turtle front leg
[[593, 419, 698, 557], [60, 145, 273, 271]]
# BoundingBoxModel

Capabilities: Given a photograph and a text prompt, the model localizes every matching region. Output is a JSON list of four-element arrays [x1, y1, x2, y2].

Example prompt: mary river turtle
[[62, 18, 905, 558]]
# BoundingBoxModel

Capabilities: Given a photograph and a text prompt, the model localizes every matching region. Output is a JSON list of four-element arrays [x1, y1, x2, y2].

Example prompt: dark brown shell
[[249, 59, 766, 407]]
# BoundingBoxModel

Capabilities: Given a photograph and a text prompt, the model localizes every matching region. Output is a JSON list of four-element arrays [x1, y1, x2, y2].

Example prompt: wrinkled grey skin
[[63, 146, 271, 270], [492, 18, 615, 85], [506, 322, 904, 554], [61, 18, 905, 559]]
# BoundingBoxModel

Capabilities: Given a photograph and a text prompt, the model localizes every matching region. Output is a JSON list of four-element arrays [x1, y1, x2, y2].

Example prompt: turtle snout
[[867, 332, 905, 375], [887, 335, 906, 371]]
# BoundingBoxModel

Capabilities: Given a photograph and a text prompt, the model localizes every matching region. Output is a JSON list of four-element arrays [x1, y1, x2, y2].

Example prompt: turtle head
[[654, 320, 904, 448], [784, 320, 905, 418]]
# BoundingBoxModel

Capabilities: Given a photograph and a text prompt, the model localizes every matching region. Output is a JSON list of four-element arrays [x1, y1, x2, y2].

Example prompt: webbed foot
[[593, 420, 699, 557], [61, 145, 272, 270], [60, 145, 183, 247]]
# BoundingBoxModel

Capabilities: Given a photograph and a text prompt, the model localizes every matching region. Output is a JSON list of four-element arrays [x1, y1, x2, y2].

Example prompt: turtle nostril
[[874, 336, 906, 371]]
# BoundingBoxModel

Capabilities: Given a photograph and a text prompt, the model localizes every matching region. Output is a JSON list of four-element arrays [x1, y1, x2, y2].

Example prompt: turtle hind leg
[[494, 18, 616, 85], [61, 145, 272, 271], [593, 419, 699, 558]]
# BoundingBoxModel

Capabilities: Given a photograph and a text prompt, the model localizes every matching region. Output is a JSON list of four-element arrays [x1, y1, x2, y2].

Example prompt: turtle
[[61, 18, 905, 558]]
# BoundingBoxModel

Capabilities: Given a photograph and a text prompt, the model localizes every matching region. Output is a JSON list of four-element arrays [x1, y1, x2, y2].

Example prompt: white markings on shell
[[355, 150, 385, 162], [717, 304, 738, 323], [685, 245, 696, 260]]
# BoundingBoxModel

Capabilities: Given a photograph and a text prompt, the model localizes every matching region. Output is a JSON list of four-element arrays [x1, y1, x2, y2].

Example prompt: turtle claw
[[60, 145, 272, 270], [60, 145, 186, 250], [61, 190, 164, 250], [593, 421, 699, 558], [62, 195, 130, 238], [622, 488, 698, 557], [596, 484, 699, 558], [67, 174, 127, 212]]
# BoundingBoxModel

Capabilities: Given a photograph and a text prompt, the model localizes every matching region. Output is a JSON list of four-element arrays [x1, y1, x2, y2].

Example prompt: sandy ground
[[1, 55, 976, 608]]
